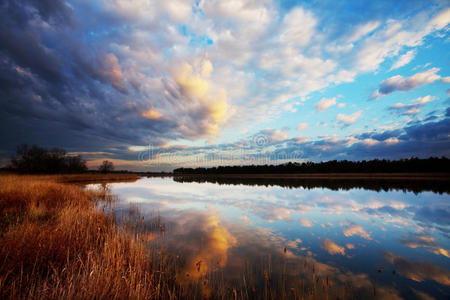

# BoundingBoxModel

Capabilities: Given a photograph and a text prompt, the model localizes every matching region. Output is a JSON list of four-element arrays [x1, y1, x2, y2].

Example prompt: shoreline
[[171, 172, 450, 180]]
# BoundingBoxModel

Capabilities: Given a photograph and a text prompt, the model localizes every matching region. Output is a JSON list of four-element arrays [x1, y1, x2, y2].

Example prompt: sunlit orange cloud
[[176, 215, 236, 297], [155, 210, 407, 299], [342, 224, 372, 240], [400, 234, 450, 258], [346, 243, 355, 249], [299, 218, 313, 227], [141, 108, 163, 119], [321, 238, 346, 255], [228, 224, 403, 299], [173, 60, 232, 136], [101, 53, 125, 91]]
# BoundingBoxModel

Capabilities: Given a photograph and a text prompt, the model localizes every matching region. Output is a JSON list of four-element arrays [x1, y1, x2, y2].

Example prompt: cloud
[[173, 61, 231, 136], [280, 7, 317, 48], [403, 118, 450, 142], [296, 123, 308, 131], [390, 50, 416, 70], [336, 111, 362, 127], [346, 21, 380, 43], [385, 138, 399, 145], [299, 218, 313, 227], [372, 68, 441, 99], [356, 8, 450, 72], [130, 117, 450, 171], [362, 138, 380, 146], [429, 7, 450, 30], [0, 0, 449, 170], [294, 136, 308, 144], [315, 97, 337, 112], [388, 95, 434, 116], [342, 224, 371, 240], [258, 206, 292, 223], [259, 128, 290, 143], [400, 233, 449, 258], [101, 53, 126, 92], [141, 108, 163, 120], [346, 243, 355, 249], [321, 238, 346, 255], [385, 252, 450, 285]]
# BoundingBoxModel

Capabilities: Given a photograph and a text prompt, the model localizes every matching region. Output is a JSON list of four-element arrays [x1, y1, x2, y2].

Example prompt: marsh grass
[[0, 174, 382, 299], [0, 175, 172, 299]]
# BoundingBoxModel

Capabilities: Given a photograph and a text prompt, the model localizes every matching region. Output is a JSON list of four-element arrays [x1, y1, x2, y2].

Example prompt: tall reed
[[0, 175, 166, 299]]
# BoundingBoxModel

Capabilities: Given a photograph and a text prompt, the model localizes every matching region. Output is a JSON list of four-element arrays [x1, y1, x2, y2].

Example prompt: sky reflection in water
[[90, 177, 450, 299]]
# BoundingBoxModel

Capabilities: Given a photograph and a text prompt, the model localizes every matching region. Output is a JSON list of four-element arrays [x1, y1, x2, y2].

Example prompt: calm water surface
[[90, 177, 450, 299]]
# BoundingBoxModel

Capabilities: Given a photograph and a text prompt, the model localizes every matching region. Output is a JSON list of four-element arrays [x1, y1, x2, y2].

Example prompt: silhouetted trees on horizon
[[98, 160, 114, 173], [174, 157, 450, 174], [9, 144, 87, 174]]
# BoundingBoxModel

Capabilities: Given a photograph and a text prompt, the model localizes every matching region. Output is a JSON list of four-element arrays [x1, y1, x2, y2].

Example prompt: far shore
[[171, 172, 450, 180]]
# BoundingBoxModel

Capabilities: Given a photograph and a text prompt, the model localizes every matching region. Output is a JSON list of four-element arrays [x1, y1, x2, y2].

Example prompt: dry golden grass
[[0, 175, 168, 300]]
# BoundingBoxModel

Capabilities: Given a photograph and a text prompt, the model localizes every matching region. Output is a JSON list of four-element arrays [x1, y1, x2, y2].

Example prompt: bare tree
[[98, 160, 114, 173]]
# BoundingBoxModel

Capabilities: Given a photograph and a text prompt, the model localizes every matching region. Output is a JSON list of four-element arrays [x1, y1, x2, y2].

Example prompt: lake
[[89, 176, 450, 299]]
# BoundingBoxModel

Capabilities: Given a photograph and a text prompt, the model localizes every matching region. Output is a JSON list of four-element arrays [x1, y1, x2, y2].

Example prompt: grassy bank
[[0, 174, 167, 299]]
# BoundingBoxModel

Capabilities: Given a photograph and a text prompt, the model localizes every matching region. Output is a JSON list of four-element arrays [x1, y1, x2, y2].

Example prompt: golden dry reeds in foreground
[[0, 175, 168, 299]]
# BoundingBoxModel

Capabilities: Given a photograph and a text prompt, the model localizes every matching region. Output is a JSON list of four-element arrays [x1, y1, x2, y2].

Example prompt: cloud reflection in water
[[90, 177, 450, 298]]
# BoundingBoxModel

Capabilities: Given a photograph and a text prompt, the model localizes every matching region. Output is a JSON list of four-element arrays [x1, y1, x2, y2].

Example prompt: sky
[[0, 0, 449, 171]]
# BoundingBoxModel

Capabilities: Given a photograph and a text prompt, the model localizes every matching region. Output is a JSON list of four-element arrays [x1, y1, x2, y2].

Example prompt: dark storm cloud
[[403, 118, 450, 141], [356, 129, 402, 141], [0, 0, 186, 161]]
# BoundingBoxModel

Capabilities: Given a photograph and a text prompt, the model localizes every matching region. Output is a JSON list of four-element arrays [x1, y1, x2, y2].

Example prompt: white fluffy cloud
[[390, 50, 416, 70], [346, 21, 380, 43], [315, 97, 337, 112], [356, 8, 450, 72], [336, 111, 362, 127], [280, 7, 317, 48]]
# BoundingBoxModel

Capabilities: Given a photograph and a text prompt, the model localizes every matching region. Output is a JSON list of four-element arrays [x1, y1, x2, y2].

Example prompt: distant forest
[[173, 157, 450, 174]]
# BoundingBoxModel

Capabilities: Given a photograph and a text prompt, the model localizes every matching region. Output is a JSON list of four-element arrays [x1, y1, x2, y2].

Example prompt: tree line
[[6, 144, 114, 174], [174, 176, 450, 194], [173, 157, 450, 174]]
